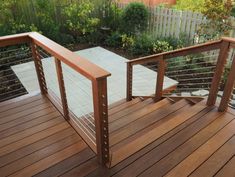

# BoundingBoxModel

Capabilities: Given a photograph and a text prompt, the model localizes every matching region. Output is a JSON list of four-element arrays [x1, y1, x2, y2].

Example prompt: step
[[109, 99, 190, 147], [109, 98, 174, 133], [108, 98, 142, 116], [109, 99, 207, 167], [109, 98, 154, 123]]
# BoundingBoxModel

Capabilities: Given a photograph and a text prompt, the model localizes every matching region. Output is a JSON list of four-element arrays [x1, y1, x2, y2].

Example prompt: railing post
[[30, 42, 47, 94], [92, 78, 109, 165], [54, 58, 69, 119], [154, 56, 165, 102], [218, 54, 235, 111], [127, 62, 133, 101], [207, 41, 230, 106]]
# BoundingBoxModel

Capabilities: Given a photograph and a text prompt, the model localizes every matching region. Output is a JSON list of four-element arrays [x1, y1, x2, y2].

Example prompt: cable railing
[[127, 38, 235, 111], [0, 44, 32, 101], [0, 32, 111, 165]]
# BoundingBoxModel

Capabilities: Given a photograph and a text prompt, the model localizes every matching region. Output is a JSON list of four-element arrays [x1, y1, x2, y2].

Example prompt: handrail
[[0, 32, 111, 165], [127, 39, 222, 65], [126, 38, 235, 111], [0, 32, 111, 80]]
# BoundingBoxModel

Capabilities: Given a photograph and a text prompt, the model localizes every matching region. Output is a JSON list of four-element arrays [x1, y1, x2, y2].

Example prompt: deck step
[[108, 98, 207, 167]]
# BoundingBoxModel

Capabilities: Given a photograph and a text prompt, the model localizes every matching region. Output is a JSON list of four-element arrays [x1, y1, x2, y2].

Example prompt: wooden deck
[[0, 93, 235, 177]]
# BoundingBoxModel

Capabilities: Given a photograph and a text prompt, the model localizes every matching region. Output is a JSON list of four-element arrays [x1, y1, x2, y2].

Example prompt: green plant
[[105, 32, 122, 47], [153, 40, 173, 53], [121, 2, 148, 35], [198, 0, 233, 41], [121, 34, 134, 49], [63, 0, 100, 40], [131, 34, 154, 56]]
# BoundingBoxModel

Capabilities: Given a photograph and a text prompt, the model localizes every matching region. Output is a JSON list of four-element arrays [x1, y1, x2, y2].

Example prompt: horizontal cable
[[166, 66, 216, 74]]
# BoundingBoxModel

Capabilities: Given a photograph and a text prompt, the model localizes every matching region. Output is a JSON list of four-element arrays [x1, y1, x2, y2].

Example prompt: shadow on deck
[[0, 92, 235, 177]]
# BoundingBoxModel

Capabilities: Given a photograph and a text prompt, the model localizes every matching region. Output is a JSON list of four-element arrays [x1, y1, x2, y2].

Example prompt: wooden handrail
[[0, 32, 111, 165], [127, 39, 222, 65], [126, 38, 235, 110], [0, 32, 111, 81], [29, 32, 111, 81]]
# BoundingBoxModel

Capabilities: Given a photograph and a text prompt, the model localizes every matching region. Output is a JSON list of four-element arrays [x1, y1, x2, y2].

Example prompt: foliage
[[198, 0, 233, 41], [121, 2, 148, 35], [121, 34, 135, 49], [159, 33, 190, 49], [34, 0, 61, 42], [131, 34, 154, 56], [153, 40, 173, 53], [105, 32, 122, 47], [96, 0, 122, 31], [173, 0, 205, 12], [63, 0, 100, 40], [130, 34, 173, 56]]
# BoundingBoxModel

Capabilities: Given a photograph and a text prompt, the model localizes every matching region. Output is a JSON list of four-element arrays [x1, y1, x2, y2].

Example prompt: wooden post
[[92, 78, 109, 165], [126, 62, 133, 101], [207, 41, 230, 106], [54, 58, 69, 119], [154, 56, 166, 102], [218, 54, 235, 111], [30, 42, 47, 94]]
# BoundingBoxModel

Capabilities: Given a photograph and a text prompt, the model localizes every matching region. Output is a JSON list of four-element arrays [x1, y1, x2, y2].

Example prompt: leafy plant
[[121, 34, 135, 49], [63, 0, 100, 40], [198, 0, 233, 41], [121, 2, 149, 35], [153, 40, 173, 53], [105, 31, 122, 47], [131, 34, 154, 56]]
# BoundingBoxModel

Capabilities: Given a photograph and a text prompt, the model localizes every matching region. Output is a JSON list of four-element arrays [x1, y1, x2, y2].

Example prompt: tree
[[198, 0, 233, 41]]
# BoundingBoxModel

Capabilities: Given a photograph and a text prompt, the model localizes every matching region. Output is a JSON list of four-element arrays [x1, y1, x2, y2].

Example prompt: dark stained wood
[[110, 99, 189, 147], [155, 57, 165, 102], [92, 78, 109, 165], [164, 119, 235, 177], [31, 42, 48, 94], [207, 41, 230, 106], [138, 112, 234, 177], [60, 157, 99, 177], [110, 100, 207, 167], [109, 98, 141, 116], [214, 156, 235, 177], [219, 53, 235, 111], [0, 32, 30, 47], [126, 62, 133, 101], [189, 136, 235, 177], [109, 98, 153, 123], [33, 148, 95, 177], [54, 58, 69, 119]]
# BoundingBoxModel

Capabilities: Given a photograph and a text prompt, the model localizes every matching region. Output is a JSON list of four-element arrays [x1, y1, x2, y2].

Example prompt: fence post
[[207, 41, 230, 106], [154, 56, 165, 102], [30, 42, 47, 94], [219, 54, 235, 111], [126, 62, 133, 101], [92, 78, 109, 165], [54, 58, 69, 119]]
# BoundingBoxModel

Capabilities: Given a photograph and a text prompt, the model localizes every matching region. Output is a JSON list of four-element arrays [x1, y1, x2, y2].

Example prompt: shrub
[[121, 2, 148, 35], [153, 40, 173, 53], [105, 32, 122, 47], [63, 1, 100, 40], [121, 34, 135, 49], [131, 34, 154, 56]]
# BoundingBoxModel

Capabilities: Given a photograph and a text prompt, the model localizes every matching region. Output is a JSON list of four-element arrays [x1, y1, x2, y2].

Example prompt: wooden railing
[[0, 32, 111, 165], [127, 37, 235, 112]]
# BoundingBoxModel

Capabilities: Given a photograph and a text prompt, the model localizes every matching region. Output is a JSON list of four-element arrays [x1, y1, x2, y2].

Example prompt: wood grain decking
[[0, 93, 235, 177]]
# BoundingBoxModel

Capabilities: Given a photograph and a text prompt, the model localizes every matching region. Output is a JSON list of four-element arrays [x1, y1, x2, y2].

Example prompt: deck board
[[0, 93, 235, 177]]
